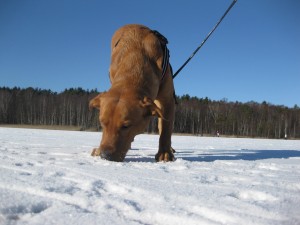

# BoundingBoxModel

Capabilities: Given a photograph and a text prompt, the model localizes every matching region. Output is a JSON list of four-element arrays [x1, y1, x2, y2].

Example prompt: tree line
[[1, 87, 299, 139], [0, 87, 99, 130]]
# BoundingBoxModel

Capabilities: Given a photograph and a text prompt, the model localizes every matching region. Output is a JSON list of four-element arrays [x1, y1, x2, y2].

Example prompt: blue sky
[[0, 0, 299, 107]]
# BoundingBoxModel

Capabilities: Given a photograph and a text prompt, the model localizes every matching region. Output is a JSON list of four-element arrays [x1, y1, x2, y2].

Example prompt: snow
[[0, 127, 300, 225]]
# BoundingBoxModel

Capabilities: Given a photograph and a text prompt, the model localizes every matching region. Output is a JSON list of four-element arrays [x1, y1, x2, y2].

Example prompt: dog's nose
[[100, 150, 113, 161]]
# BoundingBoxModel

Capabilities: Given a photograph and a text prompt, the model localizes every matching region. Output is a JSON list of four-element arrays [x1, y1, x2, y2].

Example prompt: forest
[[0, 87, 300, 139]]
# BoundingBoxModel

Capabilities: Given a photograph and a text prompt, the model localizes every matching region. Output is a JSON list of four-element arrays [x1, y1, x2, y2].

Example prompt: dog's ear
[[89, 94, 102, 110], [140, 97, 163, 118]]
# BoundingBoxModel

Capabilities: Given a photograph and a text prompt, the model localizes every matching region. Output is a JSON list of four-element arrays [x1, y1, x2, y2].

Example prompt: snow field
[[0, 127, 300, 225]]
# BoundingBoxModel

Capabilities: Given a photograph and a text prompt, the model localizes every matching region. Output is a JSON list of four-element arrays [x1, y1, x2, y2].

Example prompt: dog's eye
[[121, 125, 129, 129], [121, 124, 131, 130]]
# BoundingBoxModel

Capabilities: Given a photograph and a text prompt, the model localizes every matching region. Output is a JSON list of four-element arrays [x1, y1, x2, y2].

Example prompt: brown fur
[[90, 24, 175, 162]]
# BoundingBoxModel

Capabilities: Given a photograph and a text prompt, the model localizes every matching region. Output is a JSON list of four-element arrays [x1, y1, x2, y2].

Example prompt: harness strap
[[151, 29, 177, 104], [151, 30, 170, 81], [161, 45, 170, 80]]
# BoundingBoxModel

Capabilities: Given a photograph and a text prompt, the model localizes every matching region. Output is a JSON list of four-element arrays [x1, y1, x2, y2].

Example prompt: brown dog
[[89, 24, 175, 162]]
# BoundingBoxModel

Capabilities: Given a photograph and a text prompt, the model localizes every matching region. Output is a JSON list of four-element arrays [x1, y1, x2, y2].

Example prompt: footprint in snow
[[20, 172, 32, 176], [2, 202, 49, 221], [38, 152, 47, 155], [26, 162, 34, 166]]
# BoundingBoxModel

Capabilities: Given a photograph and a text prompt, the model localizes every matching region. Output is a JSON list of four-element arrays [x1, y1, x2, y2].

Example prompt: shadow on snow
[[177, 150, 300, 162], [125, 149, 300, 163]]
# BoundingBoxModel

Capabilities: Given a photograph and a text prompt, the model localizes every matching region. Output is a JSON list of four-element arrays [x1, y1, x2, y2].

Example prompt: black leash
[[172, 0, 237, 79]]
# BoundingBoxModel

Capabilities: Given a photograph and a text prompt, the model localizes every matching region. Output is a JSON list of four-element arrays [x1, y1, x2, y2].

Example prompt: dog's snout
[[99, 148, 125, 162], [100, 150, 113, 161]]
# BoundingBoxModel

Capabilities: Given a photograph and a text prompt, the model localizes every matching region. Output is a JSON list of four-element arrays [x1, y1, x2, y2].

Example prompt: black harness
[[161, 45, 170, 81], [151, 30, 177, 103], [151, 30, 170, 81]]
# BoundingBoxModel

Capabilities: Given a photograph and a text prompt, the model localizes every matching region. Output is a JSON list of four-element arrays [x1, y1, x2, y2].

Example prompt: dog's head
[[90, 92, 162, 162]]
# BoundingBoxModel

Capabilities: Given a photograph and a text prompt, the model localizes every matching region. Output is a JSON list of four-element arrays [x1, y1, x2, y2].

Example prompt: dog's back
[[109, 25, 169, 98]]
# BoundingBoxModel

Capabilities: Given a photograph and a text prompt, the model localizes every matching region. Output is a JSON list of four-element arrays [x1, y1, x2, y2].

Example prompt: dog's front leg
[[155, 99, 175, 162]]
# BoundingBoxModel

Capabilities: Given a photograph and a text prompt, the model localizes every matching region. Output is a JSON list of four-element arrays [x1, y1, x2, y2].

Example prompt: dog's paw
[[155, 149, 175, 162], [91, 148, 101, 156], [171, 146, 176, 153]]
